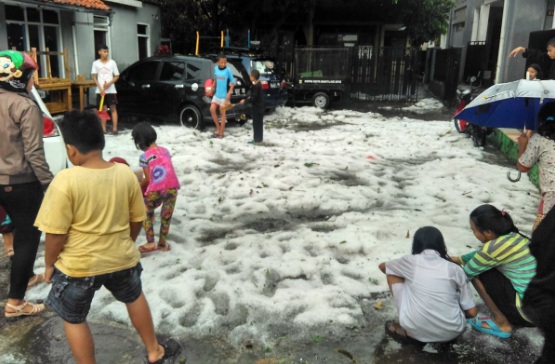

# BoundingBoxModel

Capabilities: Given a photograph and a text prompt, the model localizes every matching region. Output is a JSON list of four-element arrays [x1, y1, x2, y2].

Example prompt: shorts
[[211, 96, 227, 106], [46, 263, 143, 324], [96, 93, 118, 107]]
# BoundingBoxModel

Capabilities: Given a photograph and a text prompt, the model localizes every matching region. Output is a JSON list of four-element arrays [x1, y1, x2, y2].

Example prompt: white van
[[30, 87, 68, 175]]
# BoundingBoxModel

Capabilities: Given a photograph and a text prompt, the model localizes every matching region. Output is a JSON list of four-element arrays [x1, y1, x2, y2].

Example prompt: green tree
[[395, 0, 455, 46], [151, 0, 454, 52]]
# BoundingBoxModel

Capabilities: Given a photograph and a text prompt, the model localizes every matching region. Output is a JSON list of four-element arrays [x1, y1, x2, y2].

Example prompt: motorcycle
[[453, 76, 494, 147]]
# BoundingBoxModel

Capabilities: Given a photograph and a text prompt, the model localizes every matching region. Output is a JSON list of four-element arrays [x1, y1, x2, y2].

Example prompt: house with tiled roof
[[0, 0, 162, 109]]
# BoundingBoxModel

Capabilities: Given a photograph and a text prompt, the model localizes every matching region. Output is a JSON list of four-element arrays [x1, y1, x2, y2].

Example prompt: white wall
[[108, 2, 162, 71]]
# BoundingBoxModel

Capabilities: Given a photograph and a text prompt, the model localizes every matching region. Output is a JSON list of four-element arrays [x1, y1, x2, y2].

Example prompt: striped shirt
[[461, 233, 537, 305]]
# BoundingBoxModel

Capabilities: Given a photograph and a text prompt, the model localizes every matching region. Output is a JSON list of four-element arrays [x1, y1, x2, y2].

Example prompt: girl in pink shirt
[[132, 122, 180, 253]]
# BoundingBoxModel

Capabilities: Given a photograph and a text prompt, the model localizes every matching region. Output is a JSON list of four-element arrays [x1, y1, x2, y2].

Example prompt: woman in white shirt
[[379, 226, 477, 343]]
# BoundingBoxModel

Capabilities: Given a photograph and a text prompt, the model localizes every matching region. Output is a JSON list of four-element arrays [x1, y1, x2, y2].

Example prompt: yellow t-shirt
[[35, 163, 146, 277]]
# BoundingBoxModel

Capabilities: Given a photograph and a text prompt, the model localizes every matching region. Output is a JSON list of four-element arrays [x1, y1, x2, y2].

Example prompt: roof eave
[[12, 0, 113, 16]]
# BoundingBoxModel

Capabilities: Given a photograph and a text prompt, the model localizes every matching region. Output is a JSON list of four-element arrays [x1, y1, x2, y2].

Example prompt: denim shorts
[[46, 263, 143, 324]]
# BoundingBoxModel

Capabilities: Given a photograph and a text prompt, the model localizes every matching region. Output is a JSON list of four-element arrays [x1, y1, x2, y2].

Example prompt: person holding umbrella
[[517, 102, 555, 230]]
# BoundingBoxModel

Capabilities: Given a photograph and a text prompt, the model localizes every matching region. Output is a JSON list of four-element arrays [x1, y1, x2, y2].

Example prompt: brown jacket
[[0, 88, 53, 186]]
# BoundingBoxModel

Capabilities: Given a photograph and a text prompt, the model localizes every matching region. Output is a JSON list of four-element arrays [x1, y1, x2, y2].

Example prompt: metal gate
[[464, 41, 486, 82], [351, 46, 419, 102], [267, 45, 420, 102]]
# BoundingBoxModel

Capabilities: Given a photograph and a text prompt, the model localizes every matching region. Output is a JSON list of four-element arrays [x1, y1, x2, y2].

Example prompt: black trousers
[[252, 111, 263, 142], [0, 181, 43, 299], [478, 268, 533, 327]]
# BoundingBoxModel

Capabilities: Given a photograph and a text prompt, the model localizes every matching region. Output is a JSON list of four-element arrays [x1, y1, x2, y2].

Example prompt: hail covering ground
[[27, 100, 542, 350]]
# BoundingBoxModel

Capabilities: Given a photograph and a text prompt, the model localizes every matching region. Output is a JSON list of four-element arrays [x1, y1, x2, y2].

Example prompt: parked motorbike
[[453, 76, 494, 147]]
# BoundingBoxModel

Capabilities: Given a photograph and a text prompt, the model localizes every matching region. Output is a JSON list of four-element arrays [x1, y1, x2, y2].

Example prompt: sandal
[[138, 244, 157, 254], [5, 248, 14, 257], [157, 243, 171, 252], [27, 273, 45, 288], [148, 338, 182, 364], [467, 316, 512, 338], [5, 300, 45, 318]]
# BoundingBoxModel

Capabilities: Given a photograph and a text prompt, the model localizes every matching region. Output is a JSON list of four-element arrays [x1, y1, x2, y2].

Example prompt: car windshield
[[252, 60, 278, 80]]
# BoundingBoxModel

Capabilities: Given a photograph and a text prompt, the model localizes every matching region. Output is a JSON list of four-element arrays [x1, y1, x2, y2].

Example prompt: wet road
[[0, 252, 543, 364]]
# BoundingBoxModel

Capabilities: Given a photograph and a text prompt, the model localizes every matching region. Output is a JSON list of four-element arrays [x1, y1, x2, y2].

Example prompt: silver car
[[30, 87, 68, 175]]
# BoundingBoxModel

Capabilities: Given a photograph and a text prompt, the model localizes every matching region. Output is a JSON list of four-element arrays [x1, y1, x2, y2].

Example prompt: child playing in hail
[[132, 122, 180, 253], [452, 204, 536, 338], [379, 226, 477, 343], [35, 110, 181, 363]]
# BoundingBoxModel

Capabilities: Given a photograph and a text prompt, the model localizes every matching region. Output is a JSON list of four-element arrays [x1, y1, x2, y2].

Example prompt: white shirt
[[91, 59, 119, 94], [386, 250, 475, 342]]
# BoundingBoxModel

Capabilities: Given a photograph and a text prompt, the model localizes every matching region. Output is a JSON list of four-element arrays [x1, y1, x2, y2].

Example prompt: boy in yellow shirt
[[35, 110, 181, 364]]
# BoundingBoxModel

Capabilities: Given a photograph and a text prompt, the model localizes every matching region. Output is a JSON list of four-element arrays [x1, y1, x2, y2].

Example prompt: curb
[[488, 129, 539, 188]]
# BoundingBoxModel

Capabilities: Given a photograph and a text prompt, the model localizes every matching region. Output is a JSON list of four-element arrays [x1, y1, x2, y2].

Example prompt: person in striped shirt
[[452, 204, 537, 338]]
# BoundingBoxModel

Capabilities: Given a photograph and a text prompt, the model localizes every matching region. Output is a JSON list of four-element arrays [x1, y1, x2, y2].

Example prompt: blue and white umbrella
[[456, 79, 555, 131]]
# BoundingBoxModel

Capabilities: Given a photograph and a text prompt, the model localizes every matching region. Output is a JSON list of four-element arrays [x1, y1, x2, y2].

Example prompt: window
[[5, 5, 63, 78], [252, 60, 276, 77], [186, 61, 203, 79], [127, 62, 159, 82], [226, 61, 249, 82], [93, 16, 110, 59], [160, 62, 184, 81], [137, 23, 149, 59]]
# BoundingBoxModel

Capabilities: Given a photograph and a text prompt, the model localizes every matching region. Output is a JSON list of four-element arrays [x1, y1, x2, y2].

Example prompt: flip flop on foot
[[5, 301, 45, 318], [467, 316, 512, 338], [157, 243, 171, 252], [27, 274, 45, 288], [138, 244, 157, 254], [5, 248, 14, 257], [148, 338, 182, 364], [384, 320, 424, 345]]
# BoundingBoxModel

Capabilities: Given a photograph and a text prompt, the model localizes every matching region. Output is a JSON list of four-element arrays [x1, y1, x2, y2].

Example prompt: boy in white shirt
[[91, 44, 120, 135]]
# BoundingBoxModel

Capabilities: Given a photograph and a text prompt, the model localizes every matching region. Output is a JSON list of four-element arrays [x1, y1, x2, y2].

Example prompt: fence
[[267, 45, 420, 102], [424, 47, 461, 105], [464, 41, 486, 82], [351, 46, 419, 101]]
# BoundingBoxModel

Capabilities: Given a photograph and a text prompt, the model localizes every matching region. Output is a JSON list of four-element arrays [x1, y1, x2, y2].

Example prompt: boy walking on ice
[[210, 53, 235, 138], [92, 44, 119, 135], [35, 110, 181, 364]]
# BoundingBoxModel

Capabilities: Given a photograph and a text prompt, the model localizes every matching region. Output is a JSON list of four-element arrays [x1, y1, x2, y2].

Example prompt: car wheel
[[179, 105, 203, 130], [312, 92, 330, 109]]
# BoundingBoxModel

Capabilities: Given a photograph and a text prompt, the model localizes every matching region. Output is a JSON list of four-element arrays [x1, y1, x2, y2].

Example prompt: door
[[153, 60, 186, 115], [116, 60, 160, 115]]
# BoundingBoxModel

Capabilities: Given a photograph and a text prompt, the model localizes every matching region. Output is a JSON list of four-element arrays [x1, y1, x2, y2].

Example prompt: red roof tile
[[41, 0, 111, 12]]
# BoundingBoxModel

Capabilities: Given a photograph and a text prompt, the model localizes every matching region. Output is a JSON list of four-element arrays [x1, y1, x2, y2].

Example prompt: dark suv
[[220, 52, 288, 112], [115, 55, 250, 129]]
